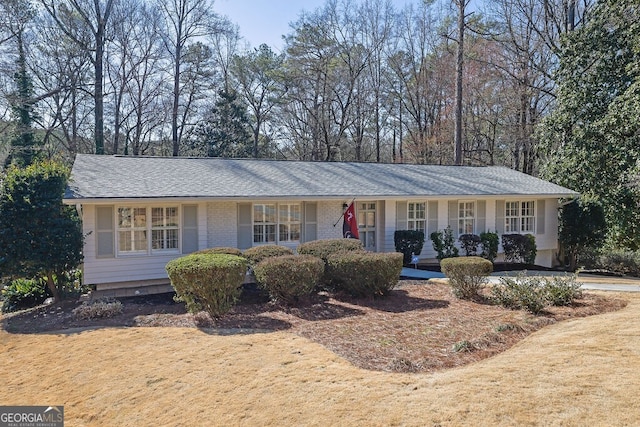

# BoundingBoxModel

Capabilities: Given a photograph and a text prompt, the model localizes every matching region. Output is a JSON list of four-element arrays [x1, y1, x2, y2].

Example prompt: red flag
[[343, 202, 360, 239]]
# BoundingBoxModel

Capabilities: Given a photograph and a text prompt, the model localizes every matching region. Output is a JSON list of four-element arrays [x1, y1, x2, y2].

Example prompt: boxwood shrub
[[440, 256, 493, 300], [165, 253, 247, 317], [502, 234, 537, 264], [192, 247, 243, 256], [326, 251, 403, 297], [243, 245, 294, 266], [297, 238, 364, 262], [253, 255, 324, 304]]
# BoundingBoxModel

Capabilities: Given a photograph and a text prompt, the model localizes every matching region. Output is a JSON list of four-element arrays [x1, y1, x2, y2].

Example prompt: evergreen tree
[[538, 0, 640, 248], [0, 160, 83, 301], [194, 89, 252, 158]]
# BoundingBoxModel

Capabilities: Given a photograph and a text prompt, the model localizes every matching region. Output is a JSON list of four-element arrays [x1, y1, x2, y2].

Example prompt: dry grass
[[1, 284, 640, 425]]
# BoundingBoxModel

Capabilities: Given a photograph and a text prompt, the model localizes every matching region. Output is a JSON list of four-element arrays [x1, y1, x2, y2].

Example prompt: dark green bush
[[430, 226, 459, 260], [243, 245, 294, 266], [165, 253, 247, 317], [326, 252, 403, 297], [544, 275, 582, 306], [458, 234, 481, 256], [440, 256, 493, 300], [501, 234, 537, 264], [192, 247, 243, 256], [394, 230, 425, 264], [253, 255, 324, 303], [480, 231, 499, 262], [297, 238, 364, 262], [1, 278, 50, 313]]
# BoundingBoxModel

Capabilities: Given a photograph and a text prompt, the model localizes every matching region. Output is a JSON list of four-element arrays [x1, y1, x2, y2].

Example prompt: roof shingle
[[64, 154, 577, 201]]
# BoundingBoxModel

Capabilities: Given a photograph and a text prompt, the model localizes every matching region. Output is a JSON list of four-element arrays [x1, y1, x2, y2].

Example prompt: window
[[458, 201, 475, 235], [358, 202, 376, 249], [152, 207, 179, 250], [279, 204, 301, 242], [505, 201, 535, 233], [118, 207, 148, 253], [253, 203, 301, 244], [117, 206, 180, 254], [253, 204, 276, 243], [408, 202, 426, 232]]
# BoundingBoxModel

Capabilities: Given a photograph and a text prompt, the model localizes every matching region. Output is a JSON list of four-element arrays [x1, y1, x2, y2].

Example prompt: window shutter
[[496, 200, 505, 235], [237, 203, 253, 250], [303, 202, 317, 242], [396, 201, 407, 230], [477, 200, 486, 233], [448, 200, 458, 236], [537, 200, 546, 235], [427, 201, 438, 236], [96, 206, 114, 258], [182, 205, 198, 254]]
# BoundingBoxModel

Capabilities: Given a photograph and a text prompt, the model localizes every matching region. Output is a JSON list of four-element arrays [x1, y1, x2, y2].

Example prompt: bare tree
[[40, 0, 116, 155]]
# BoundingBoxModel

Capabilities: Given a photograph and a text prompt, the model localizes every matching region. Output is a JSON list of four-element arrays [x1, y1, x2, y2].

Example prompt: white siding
[[207, 201, 237, 248], [81, 203, 207, 286], [80, 196, 563, 289]]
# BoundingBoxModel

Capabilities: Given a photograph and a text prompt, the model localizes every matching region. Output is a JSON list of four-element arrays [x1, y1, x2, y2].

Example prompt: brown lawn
[[1, 280, 639, 426]]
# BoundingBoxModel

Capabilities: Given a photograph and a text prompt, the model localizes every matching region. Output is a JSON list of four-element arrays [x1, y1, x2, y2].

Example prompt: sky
[[214, 0, 419, 52]]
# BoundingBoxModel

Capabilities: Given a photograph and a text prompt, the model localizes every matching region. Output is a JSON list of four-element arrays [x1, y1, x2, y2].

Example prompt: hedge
[[165, 253, 247, 317], [440, 256, 493, 300], [326, 251, 403, 297], [243, 245, 294, 266], [253, 255, 324, 303]]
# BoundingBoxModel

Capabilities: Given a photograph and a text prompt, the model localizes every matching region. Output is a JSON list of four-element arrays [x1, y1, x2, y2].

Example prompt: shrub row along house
[[64, 155, 577, 295]]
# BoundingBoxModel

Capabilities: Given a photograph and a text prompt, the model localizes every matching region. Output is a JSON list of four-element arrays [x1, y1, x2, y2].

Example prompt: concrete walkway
[[400, 267, 640, 292]]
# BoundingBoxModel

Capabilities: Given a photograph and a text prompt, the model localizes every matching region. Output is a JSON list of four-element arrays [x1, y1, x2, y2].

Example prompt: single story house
[[64, 154, 577, 294]]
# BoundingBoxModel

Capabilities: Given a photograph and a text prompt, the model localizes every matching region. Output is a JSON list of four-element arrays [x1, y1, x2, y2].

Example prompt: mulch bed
[[1, 280, 627, 373]]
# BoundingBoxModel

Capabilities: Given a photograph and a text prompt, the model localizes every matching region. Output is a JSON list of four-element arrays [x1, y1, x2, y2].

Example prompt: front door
[[358, 201, 376, 251]]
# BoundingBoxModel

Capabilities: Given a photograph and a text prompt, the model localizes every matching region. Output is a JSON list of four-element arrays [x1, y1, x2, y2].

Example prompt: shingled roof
[[64, 154, 577, 201]]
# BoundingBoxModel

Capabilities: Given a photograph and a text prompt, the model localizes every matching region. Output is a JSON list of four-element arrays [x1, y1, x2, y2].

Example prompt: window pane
[[166, 207, 178, 227], [119, 231, 131, 251], [366, 212, 375, 227], [266, 224, 276, 242], [134, 230, 147, 250], [265, 205, 276, 223], [152, 207, 164, 227], [166, 229, 179, 249], [133, 208, 146, 227], [118, 208, 131, 227]]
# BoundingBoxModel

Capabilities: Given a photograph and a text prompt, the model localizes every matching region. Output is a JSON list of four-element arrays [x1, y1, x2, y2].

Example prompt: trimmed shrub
[[430, 226, 459, 260], [253, 255, 324, 303], [440, 256, 493, 300], [243, 245, 294, 266], [192, 247, 243, 256], [479, 231, 499, 262], [326, 252, 403, 297], [166, 253, 247, 317], [544, 275, 582, 306], [502, 234, 537, 264], [297, 238, 364, 262], [1, 278, 50, 313], [458, 234, 481, 256], [72, 298, 123, 320], [394, 230, 425, 264]]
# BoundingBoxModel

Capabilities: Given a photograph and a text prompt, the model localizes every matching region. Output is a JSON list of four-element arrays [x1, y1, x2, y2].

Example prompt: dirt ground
[[1, 280, 639, 426]]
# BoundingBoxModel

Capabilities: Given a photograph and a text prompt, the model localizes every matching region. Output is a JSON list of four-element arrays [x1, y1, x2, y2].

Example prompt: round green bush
[[440, 256, 493, 300], [297, 238, 364, 262], [243, 245, 294, 266], [165, 253, 247, 317], [253, 255, 324, 304], [192, 247, 243, 256], [326, 251, 403, 297]]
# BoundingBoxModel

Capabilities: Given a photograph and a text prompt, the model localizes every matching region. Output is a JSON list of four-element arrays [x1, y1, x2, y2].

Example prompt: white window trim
[[505, 200, 536, 234], [458, 200, 476, 235], [116, 205, 181, 256], [252, 202, 301, 245], [407, 201, 427, 233]]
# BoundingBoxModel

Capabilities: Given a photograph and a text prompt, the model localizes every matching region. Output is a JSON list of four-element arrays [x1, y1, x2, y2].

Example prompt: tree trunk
[[454, 0, 466, 166], [45, 272, 60, 303]]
